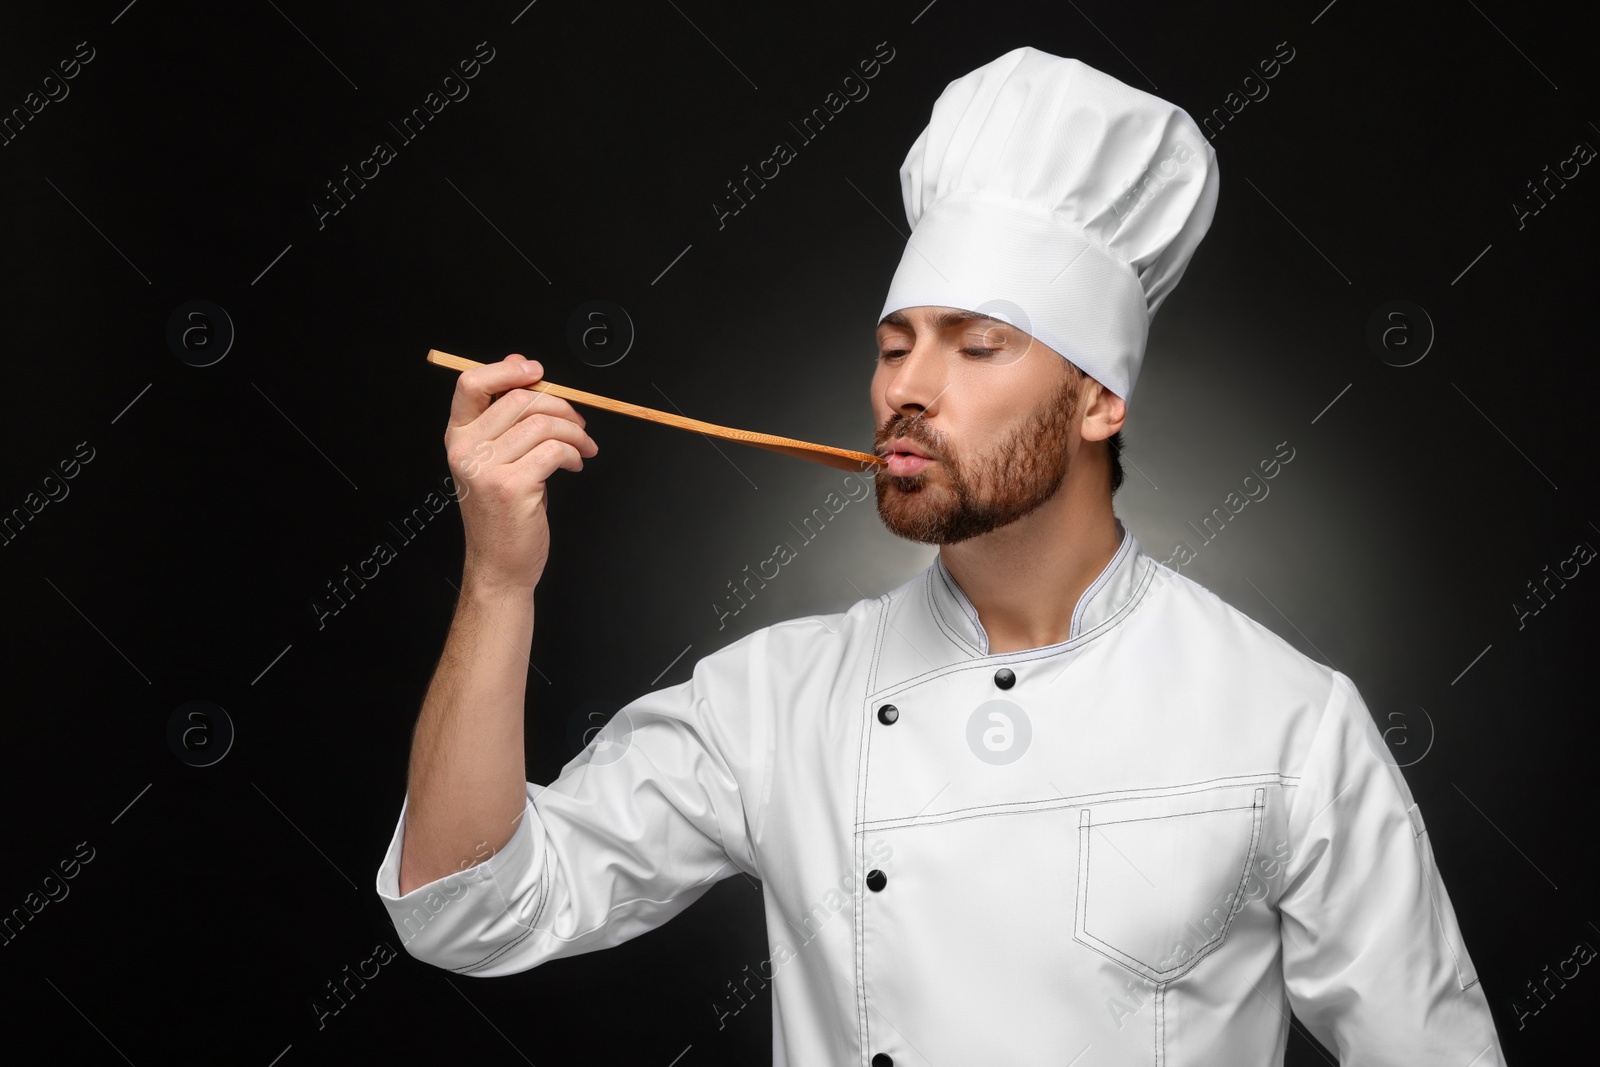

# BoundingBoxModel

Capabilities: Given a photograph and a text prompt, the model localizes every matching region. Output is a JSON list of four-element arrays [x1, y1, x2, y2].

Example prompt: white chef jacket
[[375, 518, 1505, 1066]]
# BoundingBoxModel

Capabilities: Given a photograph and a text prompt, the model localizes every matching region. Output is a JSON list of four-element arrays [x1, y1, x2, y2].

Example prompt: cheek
[[959, 387, 1014, 433]]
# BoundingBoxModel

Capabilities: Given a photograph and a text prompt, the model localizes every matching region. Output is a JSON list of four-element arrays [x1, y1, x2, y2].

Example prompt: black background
[[1, 0, 1595, 1063]]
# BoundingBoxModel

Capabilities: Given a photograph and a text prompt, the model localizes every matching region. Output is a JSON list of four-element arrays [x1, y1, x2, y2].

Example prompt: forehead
[[877, 307, 1010, 332]]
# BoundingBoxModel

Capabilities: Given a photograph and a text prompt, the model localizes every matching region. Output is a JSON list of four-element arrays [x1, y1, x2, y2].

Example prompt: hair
[[1063, 360, 1126, 496], [1107, 429, 1125, 495]]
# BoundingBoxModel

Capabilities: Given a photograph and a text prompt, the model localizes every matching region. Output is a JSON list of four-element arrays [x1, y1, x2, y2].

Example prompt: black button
[[866, 869, 887, 892], [872, 1056, 894, 1067], [994, 667, 1016, 689], [876, 704, 899, 725]]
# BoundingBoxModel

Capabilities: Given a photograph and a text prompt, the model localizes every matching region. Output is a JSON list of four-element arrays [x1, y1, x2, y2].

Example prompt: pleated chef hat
[[878, 46, 1220, 404]]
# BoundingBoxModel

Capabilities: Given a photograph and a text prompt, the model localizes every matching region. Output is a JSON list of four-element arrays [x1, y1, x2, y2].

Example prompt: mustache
[[875, 416, 944, 455]]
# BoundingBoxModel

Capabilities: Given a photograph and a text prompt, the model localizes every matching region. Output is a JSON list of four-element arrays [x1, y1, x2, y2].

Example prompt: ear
[[1078, 379, 1127, 443]]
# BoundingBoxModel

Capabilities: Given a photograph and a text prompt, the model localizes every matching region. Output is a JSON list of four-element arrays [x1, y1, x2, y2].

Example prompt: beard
[[874, 366, 1079, 545]]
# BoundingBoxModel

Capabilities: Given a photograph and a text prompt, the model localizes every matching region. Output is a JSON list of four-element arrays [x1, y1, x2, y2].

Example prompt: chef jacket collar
[[927, 516, 1148, 657]]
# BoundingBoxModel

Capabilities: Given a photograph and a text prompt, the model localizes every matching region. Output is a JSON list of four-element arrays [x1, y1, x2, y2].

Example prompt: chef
[[376, 46, 1505, 1065]]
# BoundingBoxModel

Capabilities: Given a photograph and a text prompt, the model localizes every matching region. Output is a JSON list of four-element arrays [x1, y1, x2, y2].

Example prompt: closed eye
[[878, 347, 998, 362]]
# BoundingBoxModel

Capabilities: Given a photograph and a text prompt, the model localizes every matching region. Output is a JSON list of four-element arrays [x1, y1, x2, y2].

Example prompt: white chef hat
[[877, 46, 1219, 404]]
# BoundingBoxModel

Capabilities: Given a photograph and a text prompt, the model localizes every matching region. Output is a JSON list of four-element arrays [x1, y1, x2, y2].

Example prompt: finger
[[476, 385, 588, 442], [447, 354, 545, 429], [491, 411, 599, 468], [509, 438, 586, 485]]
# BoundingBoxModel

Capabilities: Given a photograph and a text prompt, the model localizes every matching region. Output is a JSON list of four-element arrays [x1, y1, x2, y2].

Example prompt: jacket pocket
[[1074, 785, 1267, 983]]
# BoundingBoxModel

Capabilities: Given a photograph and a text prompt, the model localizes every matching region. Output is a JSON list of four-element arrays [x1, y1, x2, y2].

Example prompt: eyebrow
[[877, 308, 1005, 332]]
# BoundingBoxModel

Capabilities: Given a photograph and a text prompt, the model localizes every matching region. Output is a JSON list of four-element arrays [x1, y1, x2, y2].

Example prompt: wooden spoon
[[427, 350, 885, 474]]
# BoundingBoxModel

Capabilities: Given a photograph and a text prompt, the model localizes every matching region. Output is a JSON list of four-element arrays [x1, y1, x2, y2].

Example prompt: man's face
[[870, 305, 1085, 545]]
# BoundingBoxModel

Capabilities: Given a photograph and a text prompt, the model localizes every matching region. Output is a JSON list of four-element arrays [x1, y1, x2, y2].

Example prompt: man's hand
[[399, 354, 596, 896], [446, 353, 599, 593]]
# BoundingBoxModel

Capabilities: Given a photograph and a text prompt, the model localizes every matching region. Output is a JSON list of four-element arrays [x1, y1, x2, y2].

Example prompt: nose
[[882, 341, 947, 421]]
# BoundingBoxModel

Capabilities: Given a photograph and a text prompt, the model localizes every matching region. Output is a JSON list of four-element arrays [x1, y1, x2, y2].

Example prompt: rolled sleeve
[[376, 787, 550, 975], [374, 627, 771, 977], [1278, 670, 1504, 1064]]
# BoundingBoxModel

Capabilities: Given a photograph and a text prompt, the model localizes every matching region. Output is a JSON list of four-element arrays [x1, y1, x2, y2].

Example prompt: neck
[[937, 459, 1121, 654]]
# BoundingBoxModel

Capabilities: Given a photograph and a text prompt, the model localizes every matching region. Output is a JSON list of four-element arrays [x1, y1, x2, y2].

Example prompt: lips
[[883, 437, 933, 459], [885, 452, 932, 476], [881, 437, 935, 476]]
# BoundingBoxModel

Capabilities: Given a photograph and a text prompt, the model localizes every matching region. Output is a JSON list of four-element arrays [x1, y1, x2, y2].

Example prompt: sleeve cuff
[[373, 789, 549, 975]]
